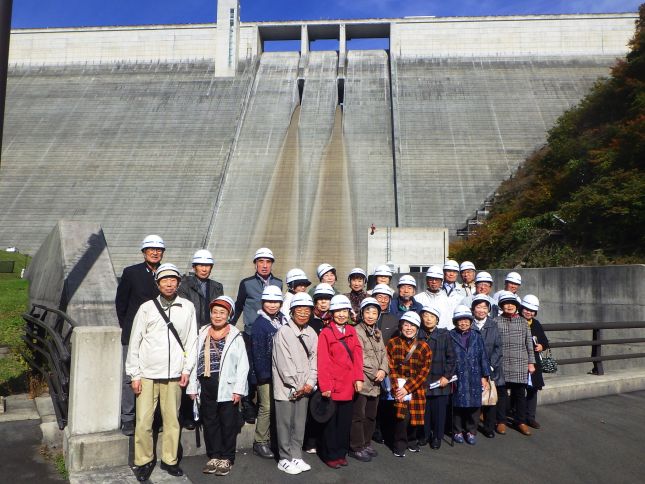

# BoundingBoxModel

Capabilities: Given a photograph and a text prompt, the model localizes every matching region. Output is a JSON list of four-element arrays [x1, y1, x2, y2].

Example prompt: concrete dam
[[0, 11, 637, 289]]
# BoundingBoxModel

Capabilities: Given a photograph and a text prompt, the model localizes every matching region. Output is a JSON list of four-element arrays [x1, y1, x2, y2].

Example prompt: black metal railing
[[22, 304, 77, 429], [541, 321, 645, 376]]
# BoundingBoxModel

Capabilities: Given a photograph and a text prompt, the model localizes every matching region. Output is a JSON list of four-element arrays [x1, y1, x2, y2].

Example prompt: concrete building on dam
[[0, 0, 638, 290]]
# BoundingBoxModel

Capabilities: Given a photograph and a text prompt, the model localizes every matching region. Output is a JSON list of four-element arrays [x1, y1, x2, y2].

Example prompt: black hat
[[309, 391, 336, 423]]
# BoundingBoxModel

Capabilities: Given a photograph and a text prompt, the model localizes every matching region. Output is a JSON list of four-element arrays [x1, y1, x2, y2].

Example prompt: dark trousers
[[393, 407, 420, 453], [481, 404, 496, 433], [304, 402, 324, 451], [453, 407, 480, 434], [350, 394, 378, 451], [179, 387, 194, 424], [496, 383, 528, 425], [526, 386, 539, 421], [321, 400, 353, 461], [424, 394, 449, 441], [200, 375, 238, 463]]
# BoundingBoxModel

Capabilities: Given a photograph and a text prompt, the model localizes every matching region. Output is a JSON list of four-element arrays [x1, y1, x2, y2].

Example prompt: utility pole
[[0, 0, 13, 166]]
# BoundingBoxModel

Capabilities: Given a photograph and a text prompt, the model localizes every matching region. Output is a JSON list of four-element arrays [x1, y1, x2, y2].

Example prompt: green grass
[[0, 252, 31, 394]]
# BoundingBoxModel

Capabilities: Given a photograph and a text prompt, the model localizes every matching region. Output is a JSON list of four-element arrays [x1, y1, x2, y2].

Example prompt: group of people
[[117, 236, 551, 481]]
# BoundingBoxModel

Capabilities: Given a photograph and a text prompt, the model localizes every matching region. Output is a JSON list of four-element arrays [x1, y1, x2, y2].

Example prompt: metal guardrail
[[541, 321, 645, 376], [22, 304, 78, 430]]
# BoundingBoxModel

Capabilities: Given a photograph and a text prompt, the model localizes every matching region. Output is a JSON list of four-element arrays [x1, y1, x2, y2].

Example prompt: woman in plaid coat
[[386, 311, 432, 457], [494, 291, 535, 437]]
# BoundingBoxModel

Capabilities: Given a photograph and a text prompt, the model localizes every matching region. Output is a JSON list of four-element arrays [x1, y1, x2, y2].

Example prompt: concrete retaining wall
[[401, 265, 645, 376]]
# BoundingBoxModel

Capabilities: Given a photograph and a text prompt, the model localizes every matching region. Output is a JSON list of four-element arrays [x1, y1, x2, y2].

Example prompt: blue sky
[[11, 1, 642, 29]]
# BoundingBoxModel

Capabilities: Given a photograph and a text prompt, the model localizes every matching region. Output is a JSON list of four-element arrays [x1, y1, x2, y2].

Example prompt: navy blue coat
[[475, 317, 504, 386], [418, 327, 456, 397], [251, 313, 285, 384], [449, 329, 490, 408], [233, 274, 283, 333]]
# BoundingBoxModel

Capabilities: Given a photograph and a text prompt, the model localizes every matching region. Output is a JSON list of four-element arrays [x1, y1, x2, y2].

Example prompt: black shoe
[[430, 438, 441, 449], [121, 421, 135, 437], [253, 442, 274, 459], [349, 449, 371, 462], [160, 461, 183, 477], [183, 419, 196, 430], [417, 437, 428, 446], [482, 429, 495, 439], [134, 460, 155, 482], [407, 444, 421, 453], [372, 429, 384, 444]]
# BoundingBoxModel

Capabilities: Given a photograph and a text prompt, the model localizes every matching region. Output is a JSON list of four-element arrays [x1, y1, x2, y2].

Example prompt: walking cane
[[449, 381, 455, 447]]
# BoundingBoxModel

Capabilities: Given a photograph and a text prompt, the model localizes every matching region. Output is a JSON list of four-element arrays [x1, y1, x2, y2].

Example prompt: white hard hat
[[521, 294, 540, 312], [313, 283, 335, 299], [373, 264, 393, 277], [505, 271, 522, 285], [141, 234, 165, 251], [360, 297, 381, 313], [400, 311, 421, 328], [471, 294, 492, 310], [453, 305, 474, 322], [329, 294, 352, 312], [253, 247, 275, 262], [316, 263, 336, 280], [155, 263, 181, 282], [421, 305, 441, 320], [497, 290, 521, 309], [209, 295, 236, 319], [460, 261, 476, 272], [426, 265, 444, 280], [290, 292, 314, 309], [348, 267, 367, 280], [285, 268, 311, 286], [443, 260, 460, 272], [397, 274, 417, 288], [371, 284, 394, 298], [192, 249, 214, 265], [261, 285, 284, 302], [475, 271, 494, 284]]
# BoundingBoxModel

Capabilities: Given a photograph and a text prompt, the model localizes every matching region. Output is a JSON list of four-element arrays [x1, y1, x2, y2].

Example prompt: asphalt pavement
[[180, 390, 645, 484]]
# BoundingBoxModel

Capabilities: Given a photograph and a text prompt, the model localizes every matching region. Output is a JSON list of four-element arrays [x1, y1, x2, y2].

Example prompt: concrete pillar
[[63, 326, 128, 472], [300, 24, 309, 55], [338, 24, 347, 77], [215, 0, 240, 77]]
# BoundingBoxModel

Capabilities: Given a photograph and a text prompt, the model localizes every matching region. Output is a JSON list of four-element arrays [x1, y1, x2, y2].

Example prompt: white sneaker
[[291, 458, 311, 472], [277, 459, 301, 475]]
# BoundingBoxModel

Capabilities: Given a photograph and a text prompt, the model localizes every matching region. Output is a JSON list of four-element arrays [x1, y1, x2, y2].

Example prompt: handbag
[[482, 378, 498, 406], [540, 348, 558, 373]]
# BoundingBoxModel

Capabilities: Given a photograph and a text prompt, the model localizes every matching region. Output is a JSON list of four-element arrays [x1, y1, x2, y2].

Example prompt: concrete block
[[0, 396, 5, 413], [0, 394, 39, 423], [539, 368, 645, 405], [40, 420, 64, 448], [35, 395, 56, 419], [68, 326, 122, 436], [64, 428, 129, 473]]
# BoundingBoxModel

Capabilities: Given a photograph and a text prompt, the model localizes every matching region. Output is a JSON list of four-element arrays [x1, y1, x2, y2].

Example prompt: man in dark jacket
[[232, 247, 283, 423], [177, 249, 224, 428], [389, 275, 423, 319], [115, 234, 165, 435]]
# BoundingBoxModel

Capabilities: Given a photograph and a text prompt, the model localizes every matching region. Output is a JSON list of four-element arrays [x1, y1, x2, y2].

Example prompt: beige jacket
[[355, 322, 389, 397], [272, 320, 318, 401]]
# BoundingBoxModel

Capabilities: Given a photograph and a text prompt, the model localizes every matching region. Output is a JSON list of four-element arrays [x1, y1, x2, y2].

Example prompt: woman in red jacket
[[317, 294, 364, 469]]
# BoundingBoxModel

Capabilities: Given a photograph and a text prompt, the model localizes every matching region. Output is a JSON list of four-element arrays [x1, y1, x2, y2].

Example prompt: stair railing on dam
[[542, 321, 645, 376], [22, 303, 77, 430]]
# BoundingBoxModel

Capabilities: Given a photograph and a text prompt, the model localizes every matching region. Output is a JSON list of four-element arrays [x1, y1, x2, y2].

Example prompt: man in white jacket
[[413, 265, 453, 329], [126, 263, 198, 481]]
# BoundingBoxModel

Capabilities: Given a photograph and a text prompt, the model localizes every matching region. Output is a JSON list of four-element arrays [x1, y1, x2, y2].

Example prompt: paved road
[[0, 420, 66, 483], [181, 391, 645, 484]]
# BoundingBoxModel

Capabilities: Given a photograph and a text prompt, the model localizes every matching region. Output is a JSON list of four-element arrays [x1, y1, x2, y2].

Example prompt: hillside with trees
[[452, 5, 645, 268]]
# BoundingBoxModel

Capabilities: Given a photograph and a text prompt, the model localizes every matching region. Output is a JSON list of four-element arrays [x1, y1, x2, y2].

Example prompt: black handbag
[[540, 348, 558, 373]]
